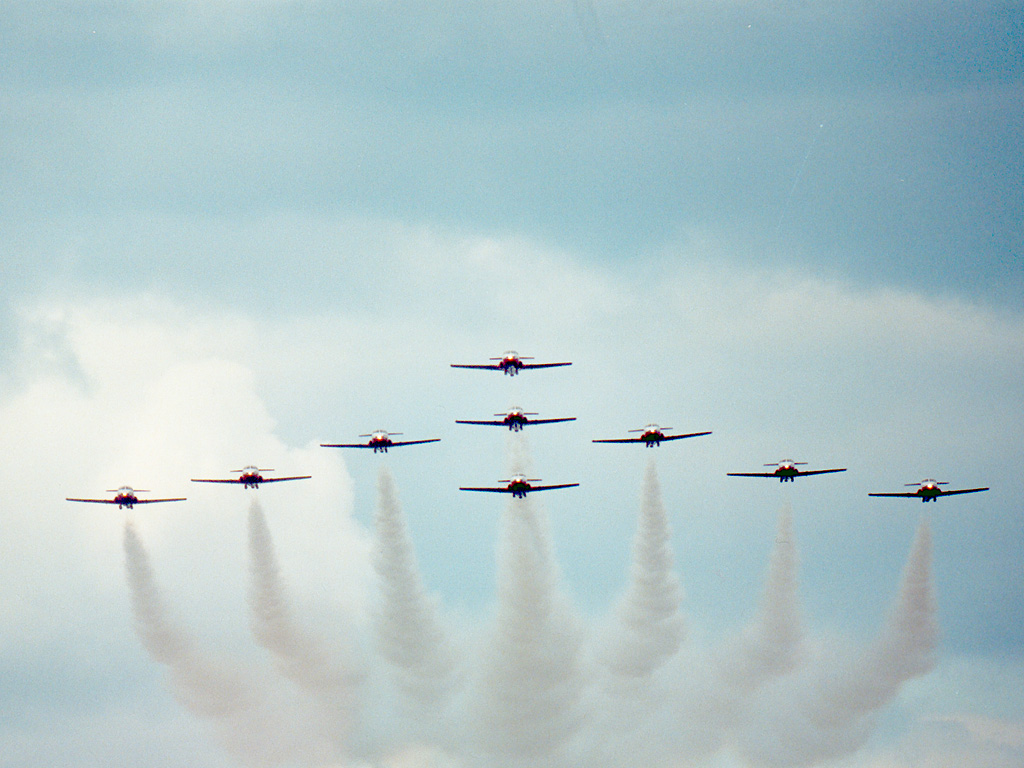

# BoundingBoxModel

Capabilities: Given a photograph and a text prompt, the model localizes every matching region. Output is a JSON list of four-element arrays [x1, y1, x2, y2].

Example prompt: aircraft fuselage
[[775, 466, 800, 481], [113, 493, 139, 509], [640, 430, 666, 446], [239, 473, 264, 488]]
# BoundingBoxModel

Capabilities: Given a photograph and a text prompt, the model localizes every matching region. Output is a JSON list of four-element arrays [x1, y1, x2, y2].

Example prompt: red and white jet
[[450, 351, 571, 377], [869, 479, 989, 502], [592, 424, 712, 447], [456, 407, 576, 432], [321, 430, 440, 454], [66, 486, 186, 510], [191, 466, 311, 489], [460, 474, 579, 499], [728, 460, 847, 483]]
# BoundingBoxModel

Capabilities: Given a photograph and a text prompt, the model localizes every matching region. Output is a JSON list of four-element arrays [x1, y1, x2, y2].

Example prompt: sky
[[1, 1, 1022, 766]]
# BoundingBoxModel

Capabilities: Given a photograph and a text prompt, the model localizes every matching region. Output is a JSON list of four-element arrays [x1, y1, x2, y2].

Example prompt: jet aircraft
[[191, 466, 311, 489], [592, 424, 712, 447], [456, 407, 576, 432], [869, 479, 989, 502], [450, 351, 571, 376], [66, 486, 186, 510], [460, 474, 579, 499], [727, 460, 847, 482], [321, 430, 440, 454]]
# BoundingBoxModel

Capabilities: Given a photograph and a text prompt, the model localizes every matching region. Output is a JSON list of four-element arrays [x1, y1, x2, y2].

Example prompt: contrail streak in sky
[[126, 470, 939, 768], [372, 466, 457, 709], [124, 519, 313, 765], [473, 438, 585, 761], [603, 457, 684, 680], [247, 498, 357, 756], [722, 501, 805, 690]]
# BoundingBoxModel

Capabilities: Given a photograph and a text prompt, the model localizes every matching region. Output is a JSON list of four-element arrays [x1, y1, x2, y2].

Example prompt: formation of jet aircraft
[[868, 479, 990, 502], [593, 424, 712, 447], [727, 460, 847, 482], [191, 466, 312, 489], [66, 487, 186, 510], [67, 350, 990, 509], [321, 430, 441, 454], [456, 407, 576, 432]]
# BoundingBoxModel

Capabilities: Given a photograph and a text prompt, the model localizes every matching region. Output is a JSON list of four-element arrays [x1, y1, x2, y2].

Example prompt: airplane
[[592, 424, 712, 447], [66, 486, 186, 510], [869, 479, 989, 502], [191, 466, 311, 489], [460, 474, 579, 499], [450, 350, 572, 376], [727, 460, 847, 483], [321, 430, 440, 454], [456, 407, 576, 432]]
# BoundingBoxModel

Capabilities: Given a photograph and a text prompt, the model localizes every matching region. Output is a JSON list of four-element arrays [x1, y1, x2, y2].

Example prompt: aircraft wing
[[797, 468, 847, 476], [940, 487, 989, 496], [321, 443, 375, 448], [726, 472, 780, 478], [258, 475, 312, 483], [594, 430, 711, 444], [456, 418, 576, 427], [388, 439, 441, 448], [132, 498, 187, 504], [868, 492, 923, 498], [659, 431, 713, 441], [527, 483, 580, 492], [450, 364, 501, 370], [191, 478, 244, 484], [458, 483, 579, 493], [520, 362, 572, 370], [66, 497, 120, 504]]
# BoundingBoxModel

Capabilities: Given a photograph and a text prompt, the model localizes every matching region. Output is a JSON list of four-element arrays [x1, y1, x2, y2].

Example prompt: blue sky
[[1, 2, 1022, 767]]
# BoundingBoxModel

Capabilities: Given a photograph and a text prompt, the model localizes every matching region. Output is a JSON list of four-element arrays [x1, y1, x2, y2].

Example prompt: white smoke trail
[[812, 514, 937, 726], [124, 519, 310, 765], [125, 467, 940, 768], [646, 502, 805, 768], [372, 466, 457, 709], [721, 501, 805, 689], [472, 436, 585, 762], [124, 519, 254, 717], [602, 457, 684, 680], [730, 515, 937, 767], [247, 498, 358, 756]]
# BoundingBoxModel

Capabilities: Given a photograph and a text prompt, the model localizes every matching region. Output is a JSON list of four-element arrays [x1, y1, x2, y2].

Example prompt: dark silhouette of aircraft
[[460, 474, 579, 499], [727, 460, 847, 482], [191, 466, 311, 489], [321, 430, 440, 454], [66, 486, 186, 510], [456, 407, 576, 432], [869, 479, 989, 502], [592, 424, 711, 447], [450, 350, 571, 376]]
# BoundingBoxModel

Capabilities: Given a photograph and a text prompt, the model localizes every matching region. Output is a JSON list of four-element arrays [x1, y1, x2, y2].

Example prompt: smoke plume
[[473, 489, 585, 762], [247, 498, 357, 754], [602, 457, 685, 679], [123, 465, 939, 768], [372, 466, 457, 709], [124, 519, 314, 765], [722, 501, 805, 689]]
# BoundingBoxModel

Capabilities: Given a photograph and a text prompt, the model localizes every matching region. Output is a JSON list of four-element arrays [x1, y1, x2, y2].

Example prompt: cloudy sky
[[1, 2, 1022, 766]]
